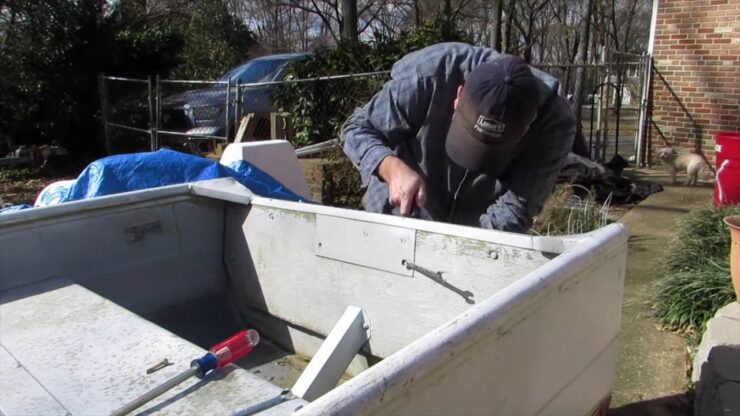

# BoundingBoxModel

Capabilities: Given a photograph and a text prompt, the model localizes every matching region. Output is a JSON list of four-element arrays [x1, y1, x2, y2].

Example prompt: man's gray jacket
[[341, 42, 576, 233]]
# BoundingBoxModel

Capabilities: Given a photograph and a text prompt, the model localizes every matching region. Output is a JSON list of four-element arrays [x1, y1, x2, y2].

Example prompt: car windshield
[[219, 58, 291, 84]]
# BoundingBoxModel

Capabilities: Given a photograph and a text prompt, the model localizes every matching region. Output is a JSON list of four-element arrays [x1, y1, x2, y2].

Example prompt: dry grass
[[530, 184, 612, 236]]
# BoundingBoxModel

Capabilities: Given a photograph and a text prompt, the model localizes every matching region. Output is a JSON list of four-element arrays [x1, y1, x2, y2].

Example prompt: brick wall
[[650, 0, 739, 163]]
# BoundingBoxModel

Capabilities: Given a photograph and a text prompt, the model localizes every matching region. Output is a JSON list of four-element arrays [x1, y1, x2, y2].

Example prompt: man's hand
[[378, 156, 426, 216]]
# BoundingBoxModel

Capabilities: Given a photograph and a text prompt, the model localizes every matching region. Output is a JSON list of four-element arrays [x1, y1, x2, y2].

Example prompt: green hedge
[[654, 206, 739, 333]]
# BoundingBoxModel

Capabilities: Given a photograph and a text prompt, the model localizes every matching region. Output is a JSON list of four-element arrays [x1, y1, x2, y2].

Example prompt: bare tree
[[341, 0, 358, 42], [573, 0, 594, 121], [593, 0, 650, 54], [489, 0, 503, 51], [511, 0, 548, 62], [228, 0, 650, 67]]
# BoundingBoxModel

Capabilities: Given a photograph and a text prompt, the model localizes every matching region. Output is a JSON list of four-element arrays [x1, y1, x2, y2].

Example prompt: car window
[[220, 58, 292, 84]]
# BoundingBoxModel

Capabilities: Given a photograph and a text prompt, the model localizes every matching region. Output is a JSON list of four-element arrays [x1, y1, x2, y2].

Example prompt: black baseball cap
[[446, 56, 540, 175]]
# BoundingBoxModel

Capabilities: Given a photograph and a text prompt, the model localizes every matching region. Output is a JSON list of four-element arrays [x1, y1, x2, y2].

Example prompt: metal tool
[[402, 259, 475, 304], [146, 358, 172, 374], [111, 329, 260, 416]]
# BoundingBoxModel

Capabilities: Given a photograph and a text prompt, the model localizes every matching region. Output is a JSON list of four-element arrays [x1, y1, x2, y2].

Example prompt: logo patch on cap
[[473, 115, 505, 138]]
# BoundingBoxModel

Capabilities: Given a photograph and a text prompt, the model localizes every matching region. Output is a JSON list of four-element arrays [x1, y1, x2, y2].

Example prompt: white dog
[[657, 147, 714, 185]]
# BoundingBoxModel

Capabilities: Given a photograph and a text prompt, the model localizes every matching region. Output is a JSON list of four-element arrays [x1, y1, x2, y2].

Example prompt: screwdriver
[[111, 329, 260, 416]]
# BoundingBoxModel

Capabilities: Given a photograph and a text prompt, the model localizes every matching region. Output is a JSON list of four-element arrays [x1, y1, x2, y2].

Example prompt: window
[[220, 59, 290, 84]]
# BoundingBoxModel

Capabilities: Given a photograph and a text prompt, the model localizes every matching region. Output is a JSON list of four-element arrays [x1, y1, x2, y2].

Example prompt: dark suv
[[160, 52, 312, 140]]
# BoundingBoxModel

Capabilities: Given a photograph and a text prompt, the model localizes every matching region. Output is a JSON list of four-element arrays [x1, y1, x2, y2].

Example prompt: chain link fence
[[100, 72, 390, 157], [100, 55, 649, 164], [98, 75, 155, 154], [156, 78, 232, 156]]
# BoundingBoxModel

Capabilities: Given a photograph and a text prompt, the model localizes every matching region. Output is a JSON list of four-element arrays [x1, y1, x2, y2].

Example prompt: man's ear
[[454, 85, 463, 110]]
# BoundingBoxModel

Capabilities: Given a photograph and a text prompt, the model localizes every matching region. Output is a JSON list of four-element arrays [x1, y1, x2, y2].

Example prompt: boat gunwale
[[296, 222, 628, 415], [2, 177, 587, 254]]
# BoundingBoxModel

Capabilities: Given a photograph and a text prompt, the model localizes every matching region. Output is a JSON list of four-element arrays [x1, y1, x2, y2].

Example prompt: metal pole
[[111, 366, 199, 416], [595, 94, 602, 161], [98, 73, 112, 155], [148, 75, 156, 151], [235, 83, 241, 140], [601, 46, 610, 163], [156, 74, 161, 150], [225, 82, 231, 141], [589, 95, 596, 160], [614, 67, 622, 159], [634, 55, 644, 160], [636, 55, 653, 167]]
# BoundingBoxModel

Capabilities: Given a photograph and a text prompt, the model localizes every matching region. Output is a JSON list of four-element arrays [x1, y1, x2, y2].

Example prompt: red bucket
[[715, 132, 740, 207]]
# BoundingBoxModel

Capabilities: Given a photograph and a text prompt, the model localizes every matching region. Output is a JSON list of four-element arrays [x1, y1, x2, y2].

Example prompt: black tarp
[[558, 152, 663, 205]]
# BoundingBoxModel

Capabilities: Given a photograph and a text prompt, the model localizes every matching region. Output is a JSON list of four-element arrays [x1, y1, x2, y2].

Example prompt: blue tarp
[[65, 149, 307, 202], [2, 149, 308, 213]]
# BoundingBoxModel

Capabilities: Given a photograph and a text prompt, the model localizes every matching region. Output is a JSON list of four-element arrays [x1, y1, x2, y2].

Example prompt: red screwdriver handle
[[210, 329, 260, 369]]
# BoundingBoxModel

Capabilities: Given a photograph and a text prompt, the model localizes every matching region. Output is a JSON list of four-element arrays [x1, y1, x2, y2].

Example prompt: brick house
[[649, 0, 739, 164]]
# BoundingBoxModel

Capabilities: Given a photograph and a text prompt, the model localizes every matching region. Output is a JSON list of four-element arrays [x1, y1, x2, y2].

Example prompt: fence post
[[235, 83, 241, 139], [148, 75, 156, 151], [614, 65, 622, 160], [601, 47, 611, 163], [156, 74, 161, 150], [225, 82, 232, 141], [636, 54, 653, 168], [98, 73, 112, 155]]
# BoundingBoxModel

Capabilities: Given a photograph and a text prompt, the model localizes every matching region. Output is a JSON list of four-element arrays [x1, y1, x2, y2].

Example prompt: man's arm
[[479, 96, 577, 233], [341, 75, 432, 214]]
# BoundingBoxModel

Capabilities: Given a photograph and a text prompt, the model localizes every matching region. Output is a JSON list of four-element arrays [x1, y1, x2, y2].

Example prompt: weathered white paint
[[0, 345, 67, 416], [291, 223, 628, 416], [291, 306, 369, 401], [189, 178, 254, 205], [0, 278, 307, 416], [0, 176, 629, 416], [237, 306, 373, 378], [315, 214, 415, 276], [249, 196, 585, 254], [219, 141, 311, 200], [0, 193, 227, 315], [226, 203, 551, 359], [0, 182, 191, 227]]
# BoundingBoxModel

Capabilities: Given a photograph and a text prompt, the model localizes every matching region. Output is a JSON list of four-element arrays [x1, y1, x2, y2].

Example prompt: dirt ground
[[0, 166, 77, 207]]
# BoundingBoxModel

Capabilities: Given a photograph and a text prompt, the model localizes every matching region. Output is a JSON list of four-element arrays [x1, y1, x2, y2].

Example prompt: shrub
[[273, 18, 472, 148], [654, 205, 740, 333], [320, 147, 364, 209]]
